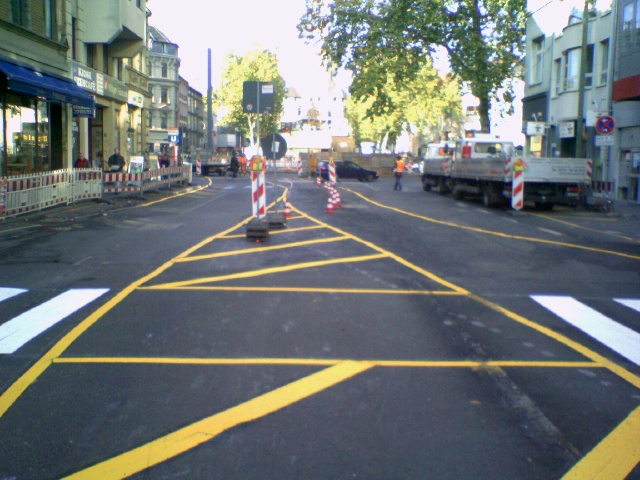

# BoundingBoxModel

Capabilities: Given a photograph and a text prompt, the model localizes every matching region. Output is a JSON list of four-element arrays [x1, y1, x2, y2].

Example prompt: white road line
[[614, 298, 640, 314], [0, 288, 26, 303], [532, 295, 640, 366], [536, 227, 563, 236], [0, 289, 108, 354]]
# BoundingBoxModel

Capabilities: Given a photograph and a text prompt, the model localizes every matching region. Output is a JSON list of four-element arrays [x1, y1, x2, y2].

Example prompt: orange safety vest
[[395, 160, 405, 173]]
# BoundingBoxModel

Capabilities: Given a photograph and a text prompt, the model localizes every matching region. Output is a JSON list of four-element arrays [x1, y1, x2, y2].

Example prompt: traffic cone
[[284, 200, 292, 218], [332, 188, 341, 208], [316, 176, 322, 187], [326, 195, 334, 213]]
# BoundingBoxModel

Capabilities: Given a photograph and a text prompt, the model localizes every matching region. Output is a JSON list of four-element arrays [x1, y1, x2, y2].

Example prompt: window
[[11, 0, 28, 27], [161, 113, 168, 129], [161, 88, 168, 104], [585, 44, 594, 87], [622, 0, 640, 50], [564, 48, 580, 90], [531, 37, 545, 84], [554, 58, 562, 95], [161, 63, 168, 78], [86, 44, 94, 68], [599, 40, 609, 84], [44, 0, 54, 39]]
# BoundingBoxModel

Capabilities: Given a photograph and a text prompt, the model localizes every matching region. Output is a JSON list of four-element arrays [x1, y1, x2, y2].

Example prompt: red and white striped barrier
[[511, 158, 526, 210], [251, 171, 266, 219], [196, 154, 202, 176], [329, 161, 337, 185]]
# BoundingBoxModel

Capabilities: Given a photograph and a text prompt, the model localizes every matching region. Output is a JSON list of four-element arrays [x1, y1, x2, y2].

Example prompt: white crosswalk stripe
[[614, 298, 640, 314], [532, 295, 640, 366], [0, 289, 109, 354], [0, 287, 27, 302]]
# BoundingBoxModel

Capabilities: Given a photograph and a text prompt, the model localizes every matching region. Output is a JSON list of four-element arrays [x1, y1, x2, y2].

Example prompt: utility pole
[[575, 0, 590, 158], [207, 48, 214, 150]]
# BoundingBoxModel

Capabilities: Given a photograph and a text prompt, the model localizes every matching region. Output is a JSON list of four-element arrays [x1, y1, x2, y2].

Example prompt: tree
[[299, 0, 525, 133], [345, 57, 462, 152], [215, 50, 287, 148]]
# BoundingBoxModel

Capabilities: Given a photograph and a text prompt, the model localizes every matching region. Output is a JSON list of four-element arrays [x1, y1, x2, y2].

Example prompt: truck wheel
[[482, 184, 498, 208], [422, 178, 431, 192], [437, 178, 448, 195]]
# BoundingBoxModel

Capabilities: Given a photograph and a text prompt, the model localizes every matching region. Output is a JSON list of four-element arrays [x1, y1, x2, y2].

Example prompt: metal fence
[[0, 165, 190, 220]]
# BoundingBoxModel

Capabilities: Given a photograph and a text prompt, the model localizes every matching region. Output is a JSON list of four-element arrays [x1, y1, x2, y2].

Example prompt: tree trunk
[[479, 94, 491, 133]]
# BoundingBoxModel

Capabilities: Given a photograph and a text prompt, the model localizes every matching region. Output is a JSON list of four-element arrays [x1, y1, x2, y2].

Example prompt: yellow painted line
[[345, 189, 640, 260], [223, 225, 326, 239], [289, 204, 469, 295], [141, 178, 212, 207], [62, 360, 373, 480], [54, 357, 604, 370], [529, 212, 640, 244], [140, 285, 462, 295], [562, 405, 640, 480], [146, 253, 388, 289], [468, 292, 640, 390], [0, 215, 255, 419], [177, 236, 350, 262]]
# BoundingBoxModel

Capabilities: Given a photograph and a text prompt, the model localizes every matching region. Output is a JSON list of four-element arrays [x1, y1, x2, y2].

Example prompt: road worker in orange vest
[[394, 155, 405, 191]]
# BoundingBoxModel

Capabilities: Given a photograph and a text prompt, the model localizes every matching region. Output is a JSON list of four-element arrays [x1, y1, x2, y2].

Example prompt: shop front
[[0, 59, 95, 177]]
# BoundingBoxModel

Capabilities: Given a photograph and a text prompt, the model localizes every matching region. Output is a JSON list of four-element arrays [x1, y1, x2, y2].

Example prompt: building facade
[[67, 0, 150, 169], [0, 0, 95, 176], [613, 0, 640, 200], [146, 25, 179, 151], [523, 0, 640, 199]]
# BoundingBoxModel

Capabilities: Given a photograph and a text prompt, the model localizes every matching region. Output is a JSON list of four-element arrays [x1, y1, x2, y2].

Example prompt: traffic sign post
[[595, 115, 615, 135]]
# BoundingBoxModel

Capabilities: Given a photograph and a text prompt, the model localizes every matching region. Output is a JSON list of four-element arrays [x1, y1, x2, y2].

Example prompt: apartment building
[[0, 0, 95, 175], [66, 0, 150, 168], [613, 0, 640, 200]]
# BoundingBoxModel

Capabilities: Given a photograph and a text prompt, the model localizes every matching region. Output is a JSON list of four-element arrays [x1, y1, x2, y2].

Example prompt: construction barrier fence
[[1, 165, 190, 220]]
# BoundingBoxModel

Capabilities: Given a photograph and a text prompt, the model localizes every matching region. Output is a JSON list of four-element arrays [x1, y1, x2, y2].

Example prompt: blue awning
[[0, 60, 95, 109]]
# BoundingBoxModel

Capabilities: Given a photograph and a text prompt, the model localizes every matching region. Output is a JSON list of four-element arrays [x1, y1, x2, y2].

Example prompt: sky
[[147, 0, 346, 98]]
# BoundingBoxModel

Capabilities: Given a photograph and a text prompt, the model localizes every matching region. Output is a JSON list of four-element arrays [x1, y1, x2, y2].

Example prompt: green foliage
[[345, 58, 462, 151], [299, 0, 526, 133], [215, 50, 287, 146]]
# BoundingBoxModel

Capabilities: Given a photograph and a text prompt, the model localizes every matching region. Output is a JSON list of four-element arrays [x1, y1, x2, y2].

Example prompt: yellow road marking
[[177, 236, 350, 262], [289, 204, 469, 295], [62, 360, 373, 480], [140, 285, 461, 295], [0, 215, 254, 419], [224, 225, 324, 239], [141, 177, 212, 207], [146, 253, 388, 289], [55, 357, 604, 369], [529, 212, 640, 244], [345, 188, 640, 260], [562, 405, 640, 480]]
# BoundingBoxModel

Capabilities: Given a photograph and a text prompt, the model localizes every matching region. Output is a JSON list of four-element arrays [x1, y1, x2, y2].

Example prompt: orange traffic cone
[[326, 196, 334, 213], [284, 201, 292, 218], [316, 176, 322, 187]]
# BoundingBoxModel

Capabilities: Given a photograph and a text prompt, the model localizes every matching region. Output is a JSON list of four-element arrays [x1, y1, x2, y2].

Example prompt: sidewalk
[[0, 177, 211, 228]]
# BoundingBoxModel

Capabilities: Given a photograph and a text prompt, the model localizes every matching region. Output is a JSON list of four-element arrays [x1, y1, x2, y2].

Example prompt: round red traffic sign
[[596, 115, 615, 135]]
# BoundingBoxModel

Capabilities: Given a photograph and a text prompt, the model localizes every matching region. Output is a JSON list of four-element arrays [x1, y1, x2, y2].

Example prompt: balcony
[[79, 0, 146, 56]]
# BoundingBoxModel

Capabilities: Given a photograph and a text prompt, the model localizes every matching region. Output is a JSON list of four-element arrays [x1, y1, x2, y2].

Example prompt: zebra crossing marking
[[532, 295, 640, 366], [614, 298, 640, 314], [0, 287, 27, 302], [0, 289, 109, 354]]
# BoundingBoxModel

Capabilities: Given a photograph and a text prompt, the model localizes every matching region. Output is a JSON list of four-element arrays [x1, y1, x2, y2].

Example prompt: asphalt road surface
[[0, 172, 639, 479]]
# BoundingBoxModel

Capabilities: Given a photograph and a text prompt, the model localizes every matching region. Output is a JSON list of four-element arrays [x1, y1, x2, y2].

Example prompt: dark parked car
[[318, 160, 379, 182]]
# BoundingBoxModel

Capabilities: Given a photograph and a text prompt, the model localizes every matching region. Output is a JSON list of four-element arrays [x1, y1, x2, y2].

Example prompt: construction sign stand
[[511, 158, 527, 211], [246, 155, 269, 242]]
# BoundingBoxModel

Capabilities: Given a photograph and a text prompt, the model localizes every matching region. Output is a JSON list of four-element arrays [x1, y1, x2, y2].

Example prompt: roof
[[148, 26, 175, 44]]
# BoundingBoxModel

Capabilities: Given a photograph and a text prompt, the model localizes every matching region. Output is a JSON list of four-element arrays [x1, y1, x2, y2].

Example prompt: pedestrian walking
[[230, 151, 240, 178], [394, 155, 405, 191]]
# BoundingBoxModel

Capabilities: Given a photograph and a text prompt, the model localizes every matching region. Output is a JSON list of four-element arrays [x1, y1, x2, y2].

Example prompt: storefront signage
[[128, 90, 144, 107], [559, 121, 575, 138], [71, 62, 127, 102], [526, 121, 545, 136], [72, 103, 96, 118]]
